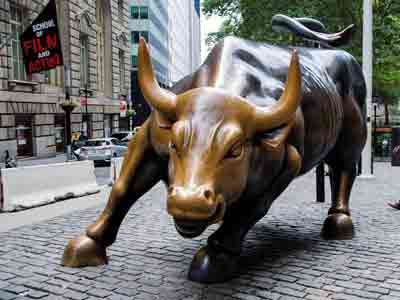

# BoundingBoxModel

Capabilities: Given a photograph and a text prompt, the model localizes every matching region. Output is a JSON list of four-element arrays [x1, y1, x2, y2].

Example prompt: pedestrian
[[388, 201, 400, 210], [3, 150, 17, 168]]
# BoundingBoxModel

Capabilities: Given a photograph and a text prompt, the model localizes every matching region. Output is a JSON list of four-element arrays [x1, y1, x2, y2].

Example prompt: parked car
[[78, 138, 127, 164], [113, 127, 142, 145], [111, 131, 134, 142]]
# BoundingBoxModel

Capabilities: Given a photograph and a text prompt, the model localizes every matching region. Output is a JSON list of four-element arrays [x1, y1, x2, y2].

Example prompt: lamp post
[[60, 65, 76, 161], [372, 103, 378, 174], [60, 91, 79, 161], [360, 0, 374, 178]]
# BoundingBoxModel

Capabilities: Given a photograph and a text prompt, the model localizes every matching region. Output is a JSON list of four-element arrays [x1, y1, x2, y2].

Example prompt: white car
[[78, 138, 127, 164], [112, 127, 141, 145], [111, 131, 134, 142]]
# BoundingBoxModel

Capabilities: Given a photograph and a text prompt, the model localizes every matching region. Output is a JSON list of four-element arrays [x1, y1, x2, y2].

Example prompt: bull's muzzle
[[167, 186, 226, 238]]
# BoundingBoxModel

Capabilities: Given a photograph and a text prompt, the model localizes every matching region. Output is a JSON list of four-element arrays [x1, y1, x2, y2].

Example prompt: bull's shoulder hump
[[170, 73, 196, 94]]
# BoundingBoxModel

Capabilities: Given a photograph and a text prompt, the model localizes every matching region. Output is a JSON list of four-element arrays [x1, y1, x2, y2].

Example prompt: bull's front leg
[[62, 121, 163, 267], [188, 144, 302, 283], [321, 164, 356, 240]]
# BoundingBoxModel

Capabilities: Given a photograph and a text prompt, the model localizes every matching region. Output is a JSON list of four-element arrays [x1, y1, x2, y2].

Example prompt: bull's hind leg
[[62, 121, 163, 267], [321, 164, 357, 239], [322, 95, 366, 240], [189, 144, 302, 283]]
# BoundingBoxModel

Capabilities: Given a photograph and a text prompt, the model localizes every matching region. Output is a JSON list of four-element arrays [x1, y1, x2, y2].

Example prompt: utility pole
[[360, 0, 374, 179], [61, 65, 74, 161]]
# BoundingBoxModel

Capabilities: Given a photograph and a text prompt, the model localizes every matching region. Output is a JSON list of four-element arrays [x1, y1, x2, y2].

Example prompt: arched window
[[96, 2, 105, 92], [118, 34, 128, 94], [9, 2, 26, 80], [80, 15, 90, 87], [96, 0, 112, 97]]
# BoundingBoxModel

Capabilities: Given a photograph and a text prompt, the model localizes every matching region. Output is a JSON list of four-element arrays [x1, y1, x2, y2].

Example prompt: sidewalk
[[0, 163, 400, 300]]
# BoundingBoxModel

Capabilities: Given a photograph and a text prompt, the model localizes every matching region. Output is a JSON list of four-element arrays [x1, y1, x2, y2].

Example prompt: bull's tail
[[272, 14, 355, 48]]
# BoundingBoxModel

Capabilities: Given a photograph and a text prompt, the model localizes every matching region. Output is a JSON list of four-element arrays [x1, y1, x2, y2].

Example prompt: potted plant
[[60, 99, 80, 111], [126, 108, 136, 118]]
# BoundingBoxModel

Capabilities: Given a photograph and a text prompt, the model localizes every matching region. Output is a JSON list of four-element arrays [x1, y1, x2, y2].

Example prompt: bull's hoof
[[321, 213, 354, 240], [61, 235, 108, 267], [188, 245, 239, 283]]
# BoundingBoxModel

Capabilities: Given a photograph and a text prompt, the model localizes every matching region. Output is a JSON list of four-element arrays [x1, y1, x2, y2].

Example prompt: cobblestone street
[[1, 163, 400, 300]]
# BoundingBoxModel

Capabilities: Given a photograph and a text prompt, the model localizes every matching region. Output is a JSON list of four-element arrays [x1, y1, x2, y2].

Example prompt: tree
[[203, 0, 400, 118]]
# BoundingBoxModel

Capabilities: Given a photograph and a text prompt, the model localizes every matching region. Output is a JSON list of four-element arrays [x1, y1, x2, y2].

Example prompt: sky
[[200, 2, 225, 60]]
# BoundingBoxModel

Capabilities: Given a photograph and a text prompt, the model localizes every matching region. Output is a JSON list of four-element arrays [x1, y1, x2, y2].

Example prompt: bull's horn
[[253, 50, 301, 132], [138, 37, 177, 118]]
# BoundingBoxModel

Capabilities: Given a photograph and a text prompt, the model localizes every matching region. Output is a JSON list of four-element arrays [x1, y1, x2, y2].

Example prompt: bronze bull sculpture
[[62, 30, 366, 283]]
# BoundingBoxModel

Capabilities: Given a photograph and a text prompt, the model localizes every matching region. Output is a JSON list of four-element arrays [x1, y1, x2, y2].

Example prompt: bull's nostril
[[203, 190, 213, 200]]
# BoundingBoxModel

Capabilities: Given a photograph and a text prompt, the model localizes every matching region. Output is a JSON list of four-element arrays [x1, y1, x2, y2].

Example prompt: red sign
[[20, 0, 63, 74], [80, 96, 87, 106], [120, 101, 127, 117]]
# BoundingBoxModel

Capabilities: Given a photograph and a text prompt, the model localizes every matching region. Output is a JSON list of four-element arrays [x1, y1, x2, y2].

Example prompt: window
[[131, 6, 139, 19], [80, 34, 89, 87], [131, 31, 140, 43], [141, 31, 149, 42], [10, 3, 26, 80], [131, 55, 137, 67], [96, 2, 105, 91], [44, 67, 63, 86], [139, 7, 148, 19], [130, 6, 148, 19], [131, 31, 149, 44], [119, 49, 125, 92], [111, 138, 120, 145], [131, 31, 148, 44], [118, 0, 124, 20]]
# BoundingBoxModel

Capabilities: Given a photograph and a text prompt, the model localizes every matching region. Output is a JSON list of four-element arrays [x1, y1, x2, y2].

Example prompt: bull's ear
[[259, 120, 294, 150], [154, 111, 173, 129]]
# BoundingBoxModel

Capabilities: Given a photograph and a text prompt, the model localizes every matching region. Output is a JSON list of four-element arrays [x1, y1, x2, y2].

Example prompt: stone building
[[0, 0, 130, 158]]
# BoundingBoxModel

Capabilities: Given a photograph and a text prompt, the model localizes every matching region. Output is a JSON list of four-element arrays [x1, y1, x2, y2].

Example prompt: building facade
[[129, 0, 201, 126], [129, 0, 169, 85], [0, 0, 130, 158]]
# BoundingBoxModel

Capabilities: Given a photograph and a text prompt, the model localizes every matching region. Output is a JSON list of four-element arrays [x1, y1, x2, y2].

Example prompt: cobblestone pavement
[[1, 163, 400, 300]]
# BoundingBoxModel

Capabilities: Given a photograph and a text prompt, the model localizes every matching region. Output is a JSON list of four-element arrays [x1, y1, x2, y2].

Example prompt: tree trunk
[[384, 103, 390, 126]]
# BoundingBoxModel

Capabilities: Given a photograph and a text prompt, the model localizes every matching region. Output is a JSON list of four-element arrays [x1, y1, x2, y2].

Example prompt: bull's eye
[[225, 143, 243, 159], [169, 141, 180, 155], [169, 142, 177, 151]]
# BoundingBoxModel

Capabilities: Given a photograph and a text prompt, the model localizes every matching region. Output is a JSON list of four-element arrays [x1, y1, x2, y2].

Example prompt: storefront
[[15, 114, 33, 157], [55, 114, 65, 152], [104, 115, 111, 137], [118, 116, 130, 131]]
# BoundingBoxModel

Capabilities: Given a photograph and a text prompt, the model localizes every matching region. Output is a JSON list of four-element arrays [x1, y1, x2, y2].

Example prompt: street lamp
[[360, 0, 374, 178], [60, 91, 79, 161], [80, 84, 92, 138]]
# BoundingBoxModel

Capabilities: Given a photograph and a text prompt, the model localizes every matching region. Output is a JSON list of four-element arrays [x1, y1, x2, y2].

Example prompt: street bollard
[[316, 163, 325, 203]]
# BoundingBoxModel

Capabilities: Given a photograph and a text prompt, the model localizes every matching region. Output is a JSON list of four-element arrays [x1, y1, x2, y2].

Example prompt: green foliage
[[127, 108, 136, 118], [203, 0, 400, 105]]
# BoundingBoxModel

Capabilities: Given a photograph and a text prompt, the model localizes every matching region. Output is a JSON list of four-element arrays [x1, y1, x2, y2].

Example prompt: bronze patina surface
[[62, 27, 366, 283]]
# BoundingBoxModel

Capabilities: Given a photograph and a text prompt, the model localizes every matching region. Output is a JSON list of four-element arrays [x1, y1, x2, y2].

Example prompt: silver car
[[79, 138, 127, 164]]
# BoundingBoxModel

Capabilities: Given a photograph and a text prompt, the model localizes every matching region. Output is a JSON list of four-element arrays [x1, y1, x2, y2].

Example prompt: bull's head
[[138, 38, 301, 238]]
